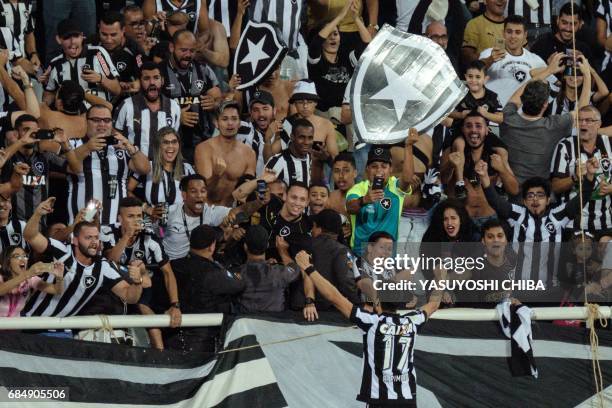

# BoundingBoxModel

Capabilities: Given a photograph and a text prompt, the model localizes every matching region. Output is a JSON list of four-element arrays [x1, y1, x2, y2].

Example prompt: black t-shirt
[[531, 32, 593, 68], [259, 195, 312, 259], [451, 88, 502, 134]]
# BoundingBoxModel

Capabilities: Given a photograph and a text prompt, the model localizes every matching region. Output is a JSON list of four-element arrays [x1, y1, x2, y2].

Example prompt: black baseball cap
[[312, 209, 342, 235], [57, 19, 81, 38], [249, 90, 275, 108], [190, 225, 223, 250], [245, 225, 269, 253], [367, 147, 392, 166]]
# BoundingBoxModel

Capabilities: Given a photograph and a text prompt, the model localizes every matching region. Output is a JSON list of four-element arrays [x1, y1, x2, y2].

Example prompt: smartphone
[[256, 180, 267, 200], [312, 141, 323, 151], [105, 135, 118, 145], [494, 37, 505, 50], [149, 19, 161, 39], [233, 212, 250, 226], [373, 176, 384, 190], [33, 129, 55, 140], [81, 63, 92, 73], [84, 200, 97, 222]]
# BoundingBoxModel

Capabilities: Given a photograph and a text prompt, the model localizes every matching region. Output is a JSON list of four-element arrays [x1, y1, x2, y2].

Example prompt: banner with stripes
[[0, 314, 610, 407]]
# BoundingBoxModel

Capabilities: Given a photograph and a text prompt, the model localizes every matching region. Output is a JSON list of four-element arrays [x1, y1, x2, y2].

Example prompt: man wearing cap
[[42, 19, 121, 106], [195, 100, 256, 206], [235, 225, 300, 312], [299, 208, 359, 320], [346, 129, 419, 256], [169, 224, 245, 353]]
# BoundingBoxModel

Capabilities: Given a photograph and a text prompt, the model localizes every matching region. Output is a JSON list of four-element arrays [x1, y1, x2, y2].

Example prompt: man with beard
[[42, 19, 121, 105], [531, 3, 593, 68], [160, 29, 221, 163], [22, 198, 146, 318], [265, 118, 314, 187], [194, 101, 256, 206], [462, 0, 507, 65], [114, 61, 181, 158], [235, 90, 275, 176], [94, 11, 145, 97], [441, 112, 519, 226]]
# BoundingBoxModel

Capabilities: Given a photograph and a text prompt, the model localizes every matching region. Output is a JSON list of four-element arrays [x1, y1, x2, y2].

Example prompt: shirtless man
[[194, 101, 256, 206], [441, 112, 519, 225], [195, 19, 229, 69], [328, 152, 357, 217]]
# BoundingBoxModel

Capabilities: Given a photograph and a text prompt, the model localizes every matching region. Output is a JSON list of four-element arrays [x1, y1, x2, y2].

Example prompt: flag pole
[[0, 308, 608, 330]]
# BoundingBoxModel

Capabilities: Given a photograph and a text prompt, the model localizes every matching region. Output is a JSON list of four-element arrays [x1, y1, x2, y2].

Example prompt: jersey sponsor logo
[[279, 226, 290, 237], [175, 96, 201, 106], [116, 61, 127, 72], [134, 250, 145, 260], [22, 174, 46, 186], [379, 322, 413, 335], [10, 233, 21, 244], [96, 51, 111, 77], [380, 198, 391, 210], [83, 275, 97, 288], [33, 161, 45, 174], [514, 70, 527, 82], [545, 222, 555, 234]]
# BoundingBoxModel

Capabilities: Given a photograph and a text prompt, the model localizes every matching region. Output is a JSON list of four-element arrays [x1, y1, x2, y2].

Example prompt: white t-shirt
[[162, 204, 231, 260], [479, 48, 549, 107]]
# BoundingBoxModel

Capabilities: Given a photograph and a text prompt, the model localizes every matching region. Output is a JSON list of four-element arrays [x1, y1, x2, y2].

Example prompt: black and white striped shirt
[[597, 1, 612, 70], [45, 45, 119, 102], [22, 238, 123, 317], [506, 0, 552, 26], [208, 0, 237, 36], [265, 148, 311, 186], [0, 218, 26, 254], [0, 0, 34, 56], [100, 225, 169, 268], [114, 93, 181, 158], [0, 26, 21, 111], [350, 306, 426, 406], [235, 120, 265, 176], [132, 161, 194, 208], [250, 0, 304, 51], [155, 0, 203, 33], [550, 135, 612, 231], [67, 140, 131, 225], [395, 0, 433, 34]]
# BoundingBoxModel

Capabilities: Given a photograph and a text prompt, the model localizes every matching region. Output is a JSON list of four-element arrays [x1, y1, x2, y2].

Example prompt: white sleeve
[[207, 205, 232, 226]]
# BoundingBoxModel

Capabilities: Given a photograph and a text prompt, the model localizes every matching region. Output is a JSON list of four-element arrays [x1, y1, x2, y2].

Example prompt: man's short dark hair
[[14, 114, 38, 129], [171, 28, 195, 44], [100, 11, 124, 28], [521, 177, 551, 198], [122, 5, 142, 14], [464, 59, 486, 75], [520, 81, 550, 116], [368, 231, 394, 243], [504, 14, 526, 30], [180, 174, 206, 192], [333, 151, 356, 168], [481, 218, 509, 238], [559, 3, 582, 20], [309, 181, 329, 192], [139, 61, 161, 78], [74, 221, 98, 237], [216, 100, 240, 117], [150, 41, 171, 61], [464, 110, 487, 123], [291, 118, 314, 136], [119, 196, 143, 209], [288, 181, 309, 193]]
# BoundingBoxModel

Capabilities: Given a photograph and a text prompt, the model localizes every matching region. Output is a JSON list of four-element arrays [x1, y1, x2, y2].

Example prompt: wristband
[[305, 297, 315, 305], [304, 265, 316, 276]]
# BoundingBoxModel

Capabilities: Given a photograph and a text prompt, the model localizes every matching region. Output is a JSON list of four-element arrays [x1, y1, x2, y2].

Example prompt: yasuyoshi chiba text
[[373, 279, 547, 291]]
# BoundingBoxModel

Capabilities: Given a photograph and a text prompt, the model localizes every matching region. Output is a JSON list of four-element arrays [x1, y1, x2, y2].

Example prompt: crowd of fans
[[0, 0, 610, 353]]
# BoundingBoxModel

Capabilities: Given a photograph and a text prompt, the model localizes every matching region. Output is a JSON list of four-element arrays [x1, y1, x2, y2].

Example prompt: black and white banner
[[350, 24, 467, 144]]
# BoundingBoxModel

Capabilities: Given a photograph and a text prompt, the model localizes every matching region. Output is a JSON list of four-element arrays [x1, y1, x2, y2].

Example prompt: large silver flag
[[351, 24, 467, 144]]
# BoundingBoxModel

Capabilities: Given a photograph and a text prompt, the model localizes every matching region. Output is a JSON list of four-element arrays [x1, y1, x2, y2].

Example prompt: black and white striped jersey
[[22, 238, 124, 317], [67, 140, 132, 225], [250, 0, 304, 51], [100, 224, 169, 268], [597, 0, 612, 70], [350, 305, 426, 406], [0, 0, 34, 56], [45, 45, 119, 102], [207, 0, 237, 36], [395, 0, 433, 34], [155, 0, 203, 33], [235, 120, 265, 176], [0, 218, 27, 254], [265, 148, 311, 186], [550, 135, 612, 231], [506, 0, 553, 26], [114, 93, 181, 158], [131, 161, 194, 208], [0, 26, 21, 111]]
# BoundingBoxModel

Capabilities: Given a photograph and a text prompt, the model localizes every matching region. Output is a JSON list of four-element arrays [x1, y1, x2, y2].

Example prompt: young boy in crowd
[[308, 182, 329, 215], [327, 152, 358, 217]]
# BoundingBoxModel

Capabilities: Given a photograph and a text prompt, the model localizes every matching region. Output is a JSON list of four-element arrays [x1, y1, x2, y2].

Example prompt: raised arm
[[399, 128, 418, 192], [24, 198, 54, 253], [476, 160, 513, 219]]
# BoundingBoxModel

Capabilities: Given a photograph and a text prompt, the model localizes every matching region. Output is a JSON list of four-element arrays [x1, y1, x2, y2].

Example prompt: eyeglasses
[[525, 192, 547, 200], [578, 118, 600, 124], [10, 255, 28, 260], [428, 34, 448, 41], [87, 117, 113, 124], [162, 139, 180, 146], [127, 20, 146, 27]]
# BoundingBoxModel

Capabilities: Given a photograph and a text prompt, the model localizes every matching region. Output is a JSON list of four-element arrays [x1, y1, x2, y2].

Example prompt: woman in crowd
[[128, 127, 194, 222], [0, 246, 64, 317]]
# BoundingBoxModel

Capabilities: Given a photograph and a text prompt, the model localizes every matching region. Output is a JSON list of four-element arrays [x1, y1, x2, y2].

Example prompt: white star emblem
[[240, 37, 270, 74], [370, 63, 427, 122], [515, 71, 526, 81]]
